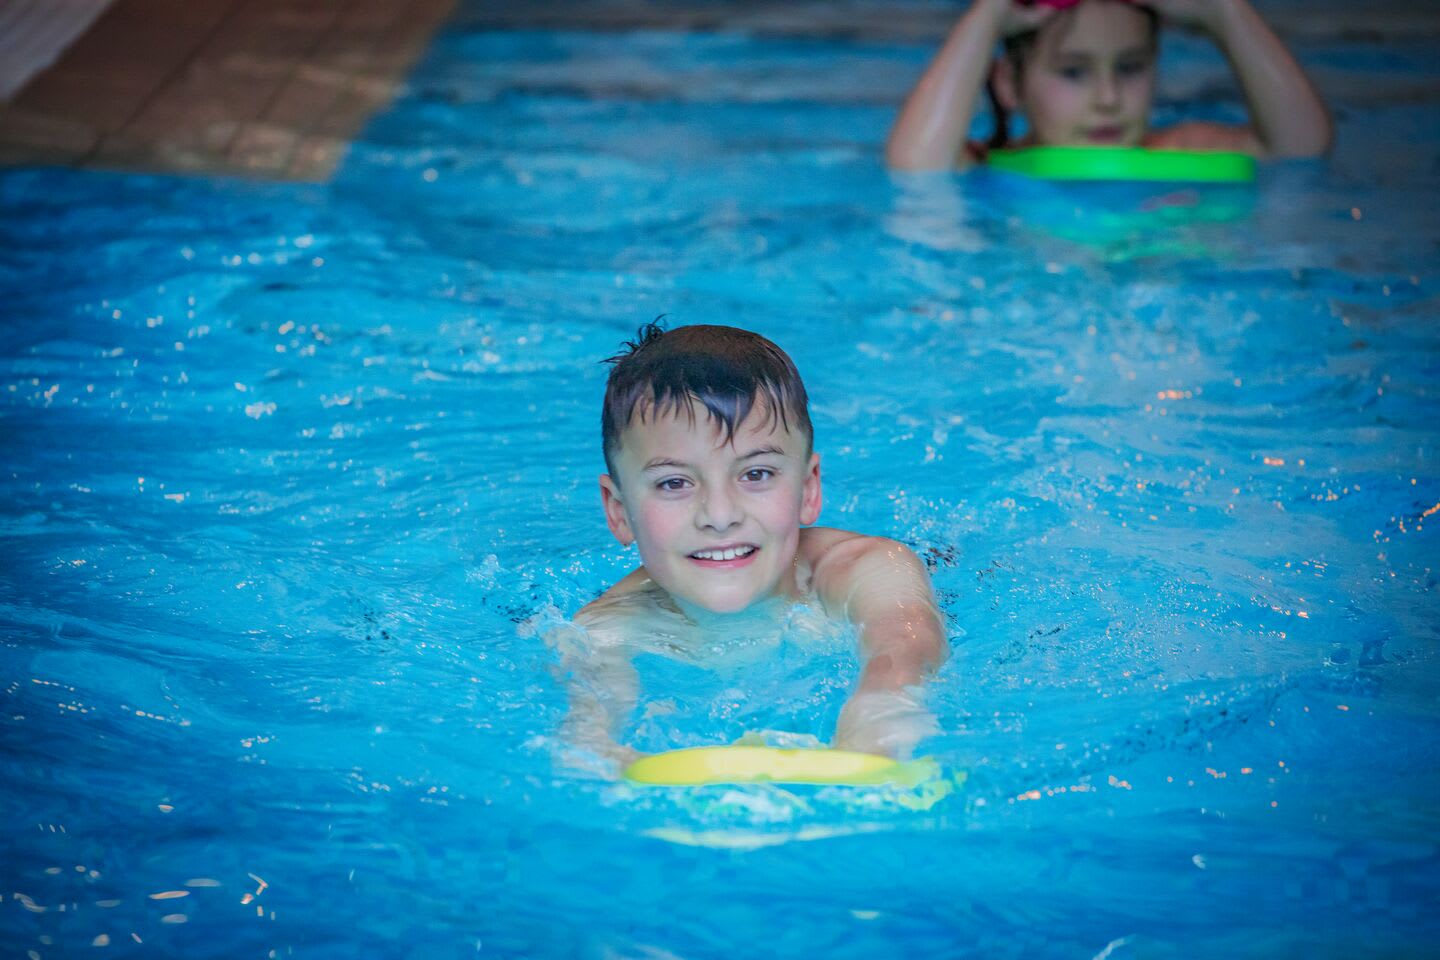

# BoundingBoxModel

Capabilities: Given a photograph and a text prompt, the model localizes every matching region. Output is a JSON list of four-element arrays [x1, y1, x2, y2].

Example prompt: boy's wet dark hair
[[601, 323, 812, 480]]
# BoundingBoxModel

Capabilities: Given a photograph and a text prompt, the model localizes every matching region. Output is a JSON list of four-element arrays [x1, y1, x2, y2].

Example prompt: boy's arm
[[545, 609, 642, 777], [808, 533, 948, 756], [1153, 0, 1332, 157], [885, 0, 1053, 171]]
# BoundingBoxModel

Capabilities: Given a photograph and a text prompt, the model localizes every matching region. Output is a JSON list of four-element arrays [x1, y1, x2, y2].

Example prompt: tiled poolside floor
[[3, 0, 1434, 181], [454, 0, 1440, 42], [0, 0, 455, 181]]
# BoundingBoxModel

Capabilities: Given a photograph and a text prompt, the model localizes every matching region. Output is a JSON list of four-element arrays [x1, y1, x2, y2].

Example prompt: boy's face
[[599, 398, 821, 615], [1000, 0, 1157, 147]]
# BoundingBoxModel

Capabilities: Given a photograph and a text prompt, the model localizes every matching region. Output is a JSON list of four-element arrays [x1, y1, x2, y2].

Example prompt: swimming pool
[[2, 2, 1438, 957]]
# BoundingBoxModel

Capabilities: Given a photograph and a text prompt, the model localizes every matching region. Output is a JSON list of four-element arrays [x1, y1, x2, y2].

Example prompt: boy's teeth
[[692, 546, 755, 561]]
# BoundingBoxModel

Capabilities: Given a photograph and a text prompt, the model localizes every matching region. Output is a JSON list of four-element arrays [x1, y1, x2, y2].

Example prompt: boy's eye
[[741, 468, 774, 483], [1117, 59, 1149, 78], [1056, 65, 1087, 82], [656, 477, 691, 492]]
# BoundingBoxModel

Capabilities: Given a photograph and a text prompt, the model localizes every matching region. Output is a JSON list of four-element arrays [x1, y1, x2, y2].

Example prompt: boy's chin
[[672, 586, 778, 618], [680, 594, 756, 616]]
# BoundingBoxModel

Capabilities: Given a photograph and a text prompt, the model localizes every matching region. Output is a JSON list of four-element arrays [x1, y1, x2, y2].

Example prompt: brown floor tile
[[129, 58, 283, 126], [307, 82, 388, 142], [0, 0, 456, 181], [227, 121, 301, 171], [92, 115, 241, 168], [286, 132, 346, 180], [262, 63, 350, 131], [0, 106, 100, 155], [6, 72, 150, 135], [203, 2, 341, 70], [0, 141, 81, 167], [60, 0, 241, 75]]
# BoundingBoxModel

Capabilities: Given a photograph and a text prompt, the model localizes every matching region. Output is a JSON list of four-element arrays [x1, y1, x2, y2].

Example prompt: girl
[[886, 0, 1332, 170]]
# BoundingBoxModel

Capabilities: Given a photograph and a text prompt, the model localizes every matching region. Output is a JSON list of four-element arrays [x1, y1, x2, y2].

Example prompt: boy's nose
[[695, 486, 743, 531]]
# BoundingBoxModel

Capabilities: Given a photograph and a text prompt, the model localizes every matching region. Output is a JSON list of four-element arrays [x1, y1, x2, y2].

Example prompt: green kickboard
[[989, 146, 1256, 183]]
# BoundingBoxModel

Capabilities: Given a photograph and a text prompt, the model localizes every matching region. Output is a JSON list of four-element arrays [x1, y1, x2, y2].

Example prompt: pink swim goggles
[[1022, 0, 1138, 8]]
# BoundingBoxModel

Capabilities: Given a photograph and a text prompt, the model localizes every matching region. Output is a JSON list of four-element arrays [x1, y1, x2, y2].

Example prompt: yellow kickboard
[[623, 745, 931, 787]]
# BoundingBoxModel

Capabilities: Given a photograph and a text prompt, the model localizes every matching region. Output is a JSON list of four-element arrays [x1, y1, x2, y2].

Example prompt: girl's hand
[[1143, 0, 1235, 35], [997, 0, 1060, 38]]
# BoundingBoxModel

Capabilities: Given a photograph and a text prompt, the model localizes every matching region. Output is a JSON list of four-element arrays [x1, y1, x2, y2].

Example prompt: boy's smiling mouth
[[688, 544, 758, 565]]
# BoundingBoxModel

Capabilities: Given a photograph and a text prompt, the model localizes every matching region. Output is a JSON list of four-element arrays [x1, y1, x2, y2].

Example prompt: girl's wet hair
[[986, 0, 1159, 150], [601, 322, 812, 480]]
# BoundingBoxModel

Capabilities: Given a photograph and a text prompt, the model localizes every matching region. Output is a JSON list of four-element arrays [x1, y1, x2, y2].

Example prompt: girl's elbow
[[884, 136, 955, 172], [885, 142, 928, 171], [1274, 110, 1336, 159], [1272, 130, 1334, 159]]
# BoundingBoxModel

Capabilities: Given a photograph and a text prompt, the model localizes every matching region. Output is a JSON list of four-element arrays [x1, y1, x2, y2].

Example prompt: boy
[[553, 323, 947, 775]]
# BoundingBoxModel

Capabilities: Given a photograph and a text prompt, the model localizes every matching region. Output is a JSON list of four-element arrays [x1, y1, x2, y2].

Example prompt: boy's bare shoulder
[[799, 525, 918, 556], [797, 527, 935, 615], [575, 568, 689, 651], [798, 526, 913, 582], [798, 525, 868, 559], [577, 567, 653, 621]]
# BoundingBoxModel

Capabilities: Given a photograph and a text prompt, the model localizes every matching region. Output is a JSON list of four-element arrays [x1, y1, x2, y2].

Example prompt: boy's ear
[[599, 474, 634, 546], [800, 453, 822, 526], [990, 57, 1020, 113]]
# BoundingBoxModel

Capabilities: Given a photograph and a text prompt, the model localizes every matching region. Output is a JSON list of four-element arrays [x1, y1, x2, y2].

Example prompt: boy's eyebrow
[[642, 457, 691, 472], [640, 445, 788, 472]]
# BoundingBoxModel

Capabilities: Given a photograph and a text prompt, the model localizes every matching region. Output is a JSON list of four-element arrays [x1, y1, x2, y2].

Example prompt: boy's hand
[[833, 688, 940, 759], [547, 608, 643, 781], [806, 532, 947, 758], [557, 738, 642, 779]]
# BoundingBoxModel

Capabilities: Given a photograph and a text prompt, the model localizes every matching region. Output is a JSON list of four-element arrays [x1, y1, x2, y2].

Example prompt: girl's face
[[1005, 1, 1158, 147]]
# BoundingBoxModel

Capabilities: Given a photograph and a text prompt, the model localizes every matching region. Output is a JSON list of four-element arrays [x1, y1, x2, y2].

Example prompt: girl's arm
[[885, 0, 1053, 170], [1154, 0, 1332, 157]]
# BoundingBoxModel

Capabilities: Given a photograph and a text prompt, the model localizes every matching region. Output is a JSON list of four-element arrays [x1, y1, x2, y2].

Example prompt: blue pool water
[[3, 3, 1439, 957]]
